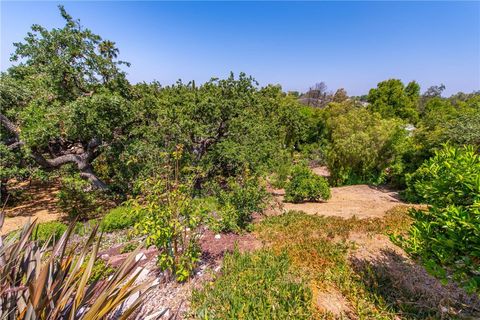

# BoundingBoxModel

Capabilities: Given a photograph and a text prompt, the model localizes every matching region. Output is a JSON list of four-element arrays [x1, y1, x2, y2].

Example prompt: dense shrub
[[57, 174, 100, 220], [405, 145, 480, 205], [442, 111, 480, 149], [326, 108, 409, 186], [191, 249, 313, 319], [204, 198, 240, 234], [367, 79, 420, 123], [101, 205, 140, 232], [202, 174, 269, 233], [33, 221, 67, 244], [398, 145, 480, 293], [284, 165, 330, 203]]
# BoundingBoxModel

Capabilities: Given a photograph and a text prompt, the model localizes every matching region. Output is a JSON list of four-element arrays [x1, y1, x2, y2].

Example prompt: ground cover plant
[[191, 208, 478, 319], [254, 210, 479, 318], [191, 249, 314, 319], [32, 220, 67, 245], [100, 205, 140, 232]]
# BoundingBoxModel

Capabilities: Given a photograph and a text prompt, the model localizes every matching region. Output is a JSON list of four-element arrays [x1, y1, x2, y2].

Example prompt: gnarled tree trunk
[[1, 113, 108, 191]]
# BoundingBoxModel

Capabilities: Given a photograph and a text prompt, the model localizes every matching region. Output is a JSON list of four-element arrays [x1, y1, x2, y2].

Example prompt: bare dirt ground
[[1, 181, 64, 235], [349, 232, 480, 317], [271, 184, 406, 219], [267, 167, 480, 318], [269, 166, 411, 219]]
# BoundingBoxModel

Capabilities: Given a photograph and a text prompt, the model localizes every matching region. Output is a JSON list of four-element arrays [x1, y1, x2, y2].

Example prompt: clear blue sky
[[1, 1, 479, 96]]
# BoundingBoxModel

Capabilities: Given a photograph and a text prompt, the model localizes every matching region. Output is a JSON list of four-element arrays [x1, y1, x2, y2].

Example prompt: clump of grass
[[256, 206, 411, 247], [356, 205, 413, 235], [191, 249, 314, 319]]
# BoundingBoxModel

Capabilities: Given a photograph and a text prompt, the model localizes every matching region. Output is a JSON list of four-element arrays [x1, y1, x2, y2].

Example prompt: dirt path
[[1, 182, 64, 235]]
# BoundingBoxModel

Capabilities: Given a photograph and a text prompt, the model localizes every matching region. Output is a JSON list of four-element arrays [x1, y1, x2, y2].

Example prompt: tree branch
[[1, 112, 108, 191], [0, 114, 20, 138]]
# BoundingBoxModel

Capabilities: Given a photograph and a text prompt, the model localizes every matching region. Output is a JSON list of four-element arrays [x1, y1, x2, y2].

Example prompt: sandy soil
[[272, 184, 405, 219], [1, 182, 64, 235]]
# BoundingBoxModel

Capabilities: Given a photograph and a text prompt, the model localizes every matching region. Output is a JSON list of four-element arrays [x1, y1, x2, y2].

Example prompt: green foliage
[[284, 165, 330, 203], [33, 221, 67, 245], [270, 159, 292, 189], [0, 144, 28, 182], [101, 205, 140, 232], [134, 181, 204, 282], [120, 242, 138, 254], [325, 107, 409, 186], [191, 249, 313, 320], [410, 94, 479, 172], [405, 145, 480, 205], [106, 74, 313, 195], [57, 174, 100, 220], [367, 79, 419, 123], [400, 205, 480, 293], [214, 175, 269, 232], [443, 111, 480, 147], [399, 145, 480, 293], [1, 6, 131, 193], [87, 259, 115, 284]]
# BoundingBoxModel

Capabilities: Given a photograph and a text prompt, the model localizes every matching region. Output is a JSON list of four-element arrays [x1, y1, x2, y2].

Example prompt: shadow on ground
[[4, 181, 62, 217], [350, 248, 480, 319]]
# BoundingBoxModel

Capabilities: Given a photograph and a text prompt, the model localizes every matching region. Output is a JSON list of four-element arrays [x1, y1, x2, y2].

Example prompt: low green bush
[[270, 159, 292, 189], [397, 145, 480, 293], [191, 249, 313, 319], [284, 165, 330, 203], [33, 221, 67, 244], [120, 242, 138, 254], [101, 205, 140, 232]]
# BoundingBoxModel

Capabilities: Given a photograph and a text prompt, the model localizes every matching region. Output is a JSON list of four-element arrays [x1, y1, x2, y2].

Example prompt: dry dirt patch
[[313, 287, 352, 318], [272, 184, 405, 219], [349, 232, 480, 317], [2, 181, 64, 235]]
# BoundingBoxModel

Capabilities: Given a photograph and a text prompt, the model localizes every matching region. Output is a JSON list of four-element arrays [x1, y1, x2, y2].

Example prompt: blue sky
[[1, 1, 479, 96]]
